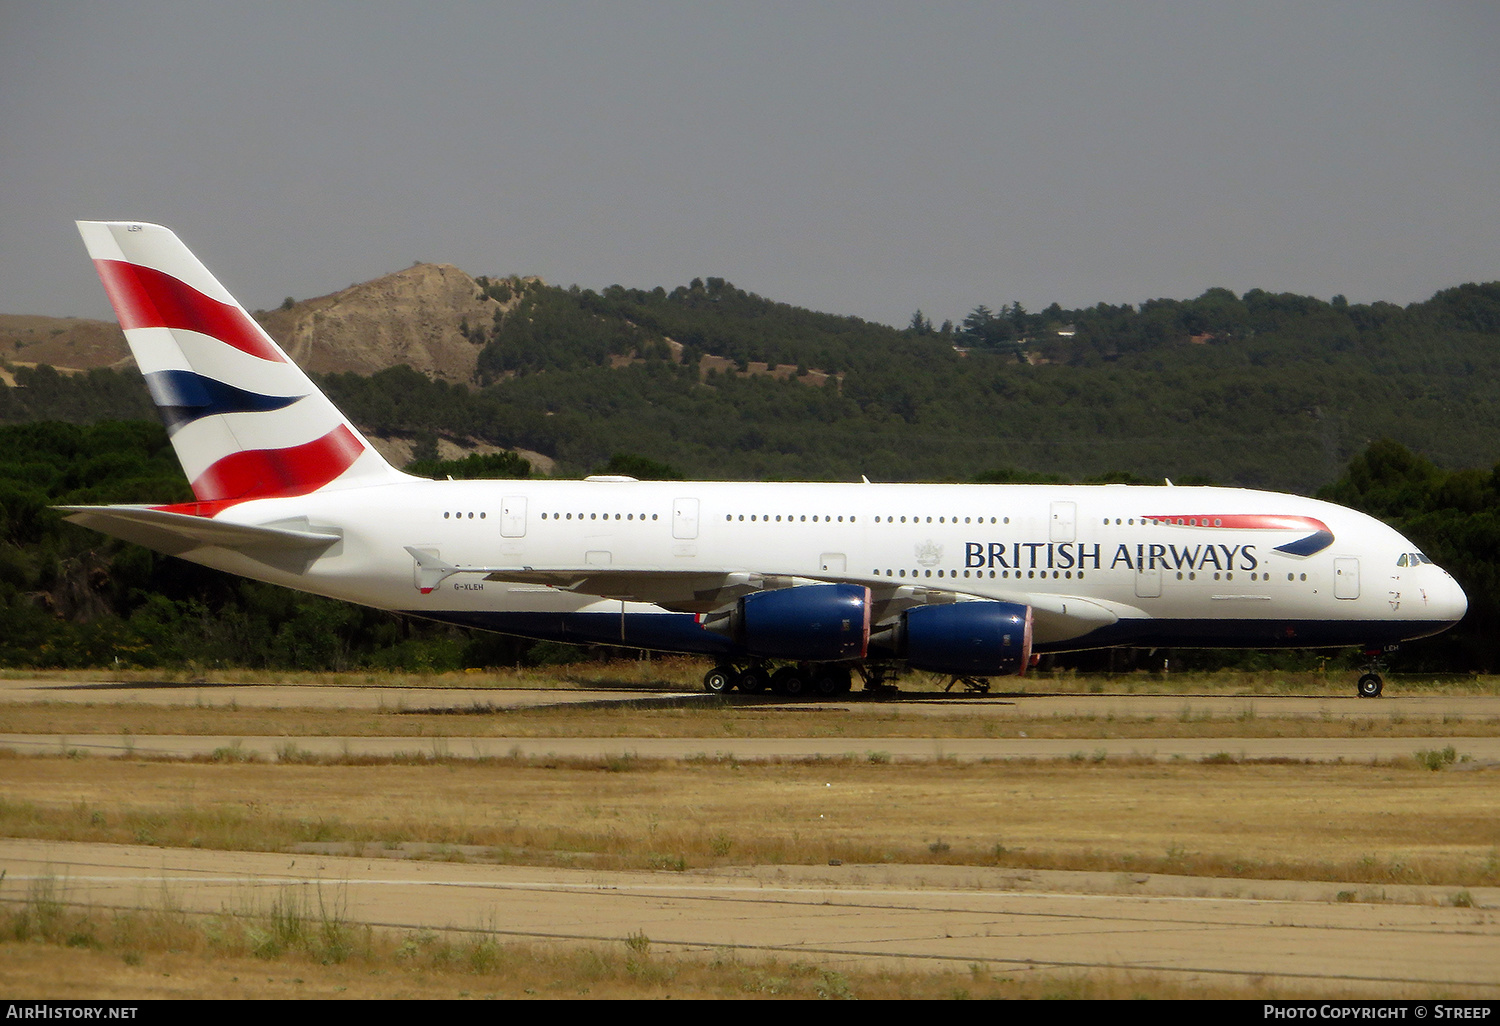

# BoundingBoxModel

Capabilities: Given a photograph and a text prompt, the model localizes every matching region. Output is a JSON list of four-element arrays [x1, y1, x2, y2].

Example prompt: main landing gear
[[700, 664, 769, 694], [701, 662, 855, 697], [701, 666, 734, 695]]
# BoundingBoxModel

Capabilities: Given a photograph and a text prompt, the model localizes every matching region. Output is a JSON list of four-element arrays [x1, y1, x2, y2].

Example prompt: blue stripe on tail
[[142, 369, 303, 435]]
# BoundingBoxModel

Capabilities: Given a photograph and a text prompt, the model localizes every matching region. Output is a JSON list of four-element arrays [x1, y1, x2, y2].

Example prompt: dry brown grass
[[2, 752, 1496, 886]]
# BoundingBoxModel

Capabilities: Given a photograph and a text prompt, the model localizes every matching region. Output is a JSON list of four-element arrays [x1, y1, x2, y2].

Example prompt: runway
[[4, 672, 1500, 721], [6, 731, 1500, 763]]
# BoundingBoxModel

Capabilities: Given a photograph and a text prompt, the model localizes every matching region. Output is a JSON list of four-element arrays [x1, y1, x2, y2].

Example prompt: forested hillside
[[462, 276, 1500, 491]]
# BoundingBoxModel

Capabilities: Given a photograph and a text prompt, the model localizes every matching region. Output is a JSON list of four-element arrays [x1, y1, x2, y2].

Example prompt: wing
[[401, 549, 1132, 644]]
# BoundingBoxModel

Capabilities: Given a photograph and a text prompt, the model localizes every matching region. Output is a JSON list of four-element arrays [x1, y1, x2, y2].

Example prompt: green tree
[[406, 450, 531, 480], [593, 453, 685, 481]]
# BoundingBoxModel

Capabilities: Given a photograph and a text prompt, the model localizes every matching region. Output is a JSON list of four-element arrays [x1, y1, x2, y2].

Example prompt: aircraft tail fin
[[76, 221, 404, 510]]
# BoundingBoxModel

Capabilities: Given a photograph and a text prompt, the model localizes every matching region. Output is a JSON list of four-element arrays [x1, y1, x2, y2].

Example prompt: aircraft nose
[[1435, 574, 1468, 623]]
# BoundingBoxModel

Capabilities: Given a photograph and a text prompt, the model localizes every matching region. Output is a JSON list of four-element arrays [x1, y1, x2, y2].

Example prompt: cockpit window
[[1396, 554, 1408, 567], [1397, 552, 1432, 567]]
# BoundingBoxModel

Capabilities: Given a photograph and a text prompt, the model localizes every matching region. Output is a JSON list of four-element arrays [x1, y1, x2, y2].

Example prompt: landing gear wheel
[[1357, 646, 1393, 699], [771, 666, 809, 697], [702, 666, 734, 694], [735, 667, 769, 694]]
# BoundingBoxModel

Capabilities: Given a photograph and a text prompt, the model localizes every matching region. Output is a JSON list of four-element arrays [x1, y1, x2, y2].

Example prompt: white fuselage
[[189, 478, 1467, 654]]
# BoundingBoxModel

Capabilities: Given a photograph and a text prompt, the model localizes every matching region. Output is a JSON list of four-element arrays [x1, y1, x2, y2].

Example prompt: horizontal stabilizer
[[57, 505, 341, 573]]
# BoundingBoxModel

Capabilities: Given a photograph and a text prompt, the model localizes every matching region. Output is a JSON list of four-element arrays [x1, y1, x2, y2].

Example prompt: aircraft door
[[1135, 565, 1162, 598], [500, 496, 527, 538], [1050, 501, 1076, 543], [1334, 557, 1360, 599], [672, 498, 699, 540]]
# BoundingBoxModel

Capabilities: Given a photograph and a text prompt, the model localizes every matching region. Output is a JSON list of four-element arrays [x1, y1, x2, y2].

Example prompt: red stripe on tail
[[93, 259, 287, 363], [190, 425, 365, 502]]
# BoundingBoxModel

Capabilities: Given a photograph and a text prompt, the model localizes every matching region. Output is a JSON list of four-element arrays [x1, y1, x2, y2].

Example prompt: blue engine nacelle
[[901, 601, 1033, 677], [712, 583, 871, 661]]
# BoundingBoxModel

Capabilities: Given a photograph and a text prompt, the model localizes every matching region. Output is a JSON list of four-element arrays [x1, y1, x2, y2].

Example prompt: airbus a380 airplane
[[62, 221, 1467, 698]]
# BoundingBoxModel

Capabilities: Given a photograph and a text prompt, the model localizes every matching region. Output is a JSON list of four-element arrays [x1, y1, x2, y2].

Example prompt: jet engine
[[892, 601, 1033, 677], [701, 583, 870, 661]]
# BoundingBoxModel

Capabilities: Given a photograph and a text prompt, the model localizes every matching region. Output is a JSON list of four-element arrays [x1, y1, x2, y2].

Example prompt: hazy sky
[[4, 1, 1498, 327]]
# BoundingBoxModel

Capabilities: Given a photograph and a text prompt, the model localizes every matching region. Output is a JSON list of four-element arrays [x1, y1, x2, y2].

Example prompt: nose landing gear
[[1356, 646, 1395, 698]]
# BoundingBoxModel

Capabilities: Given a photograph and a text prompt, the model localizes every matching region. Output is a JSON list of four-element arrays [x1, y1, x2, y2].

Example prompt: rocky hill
[[0, 314, 131, 379], [3, 263, 519, 386], [256, 263, 520, 384]]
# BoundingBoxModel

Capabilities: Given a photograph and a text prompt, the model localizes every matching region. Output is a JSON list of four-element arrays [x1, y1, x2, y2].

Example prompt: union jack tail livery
[[77, 221, 404, 509]]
